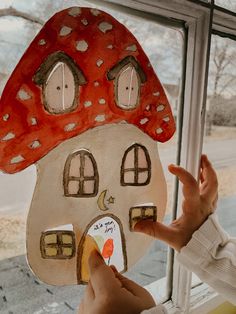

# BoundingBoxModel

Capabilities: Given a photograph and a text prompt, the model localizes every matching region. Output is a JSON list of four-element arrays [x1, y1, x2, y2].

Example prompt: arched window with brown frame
[[121, 144, 151, 186], [64, 150, 99, 197]]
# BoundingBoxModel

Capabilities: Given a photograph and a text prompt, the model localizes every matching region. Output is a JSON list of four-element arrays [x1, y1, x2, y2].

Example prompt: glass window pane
[[215, 0, 236, 13], [205, 35, 236, 236], [0, 0, 184, 307], [105, 10, 184, 299], [192, 34, 236, 288]]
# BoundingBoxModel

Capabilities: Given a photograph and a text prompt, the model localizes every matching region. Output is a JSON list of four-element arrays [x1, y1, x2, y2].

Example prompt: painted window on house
[[40, 231, 75, 259], [64, 150, 99, 197], [121, 144, 151, 186], [33, 52, 87, 114], [107, 56, 146, 110]]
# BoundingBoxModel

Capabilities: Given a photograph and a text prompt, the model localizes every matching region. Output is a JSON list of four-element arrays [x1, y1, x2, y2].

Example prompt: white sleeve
[[141, 304, 168, 314], [177, 213, 236, 305]]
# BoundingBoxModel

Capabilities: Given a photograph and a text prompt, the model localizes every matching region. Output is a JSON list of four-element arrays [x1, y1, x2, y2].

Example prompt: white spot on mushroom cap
[[163, 116, 170, 122], [68, 7, 81, 17], [81, 18, 88, 26], [146, 105, 151, 111], [84, 100, 92, 107], [1, 132, 15, 141], [38, 39, 46, 46], [18, 89, 31, 101], [153, 91, 160, 97], [99, 22, 113, 33], [90, 9, 101, 16], [64, 123, 77, 132], [3, 114, 9, 121], [11, 155, 24, 164], [31, 117, 37, 125], [156, 128, 163, 134], [95, 114, 105, 122], [148, 63, 151, 68], [126, 44, 137, 52], [107, 44, 113, 49], [157, 105, 165, 112], [60, 26, 72, 37], [140, 118, 149, 125], [99, 98, 106, 105], [30, 140, 41, 149], [94, 81, 99, 87], [97, 59, 104, 67], [76, 40, 88, 52]]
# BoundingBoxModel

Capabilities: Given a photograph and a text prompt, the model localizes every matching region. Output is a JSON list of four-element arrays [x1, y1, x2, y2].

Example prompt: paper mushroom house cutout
[[0, 7, 175, 285]]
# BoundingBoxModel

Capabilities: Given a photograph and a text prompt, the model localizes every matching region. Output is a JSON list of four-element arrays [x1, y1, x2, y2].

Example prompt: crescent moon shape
[[97, 190, 109, 211]]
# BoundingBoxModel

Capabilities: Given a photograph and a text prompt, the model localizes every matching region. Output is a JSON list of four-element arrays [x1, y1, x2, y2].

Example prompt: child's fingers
[[200, 155, 218, 200], [168, 164, 199, 199], [112, 271, 154, 301], [110, 265, 118, 274], [134, 220, 175, 245], [78, 300, 84, 314], [201, 154, 211, 168], [88, 250, 121, 295], [110, 265, 144, 296], [84, 280, 95, 302]]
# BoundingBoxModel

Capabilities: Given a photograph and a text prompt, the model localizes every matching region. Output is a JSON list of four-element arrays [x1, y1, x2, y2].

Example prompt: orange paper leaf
[[102, 238, 114, 259]]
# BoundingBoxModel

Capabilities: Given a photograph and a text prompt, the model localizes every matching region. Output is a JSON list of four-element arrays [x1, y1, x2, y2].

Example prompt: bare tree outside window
[[206, 35, 236, 135], [203, 33, 236, 238]]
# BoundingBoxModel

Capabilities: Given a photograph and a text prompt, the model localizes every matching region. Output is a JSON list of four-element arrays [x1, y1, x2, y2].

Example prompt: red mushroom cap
[[0, 7, 175, 174]]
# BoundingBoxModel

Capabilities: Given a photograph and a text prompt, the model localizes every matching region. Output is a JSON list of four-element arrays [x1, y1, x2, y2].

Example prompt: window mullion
[[213, 7, 236, 39], [91, 0, 215, 310], [172, 9, 212, 314]]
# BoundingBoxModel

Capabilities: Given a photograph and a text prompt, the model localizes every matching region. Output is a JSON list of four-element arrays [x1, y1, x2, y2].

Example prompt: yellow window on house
[[40, 231, 75, 259]]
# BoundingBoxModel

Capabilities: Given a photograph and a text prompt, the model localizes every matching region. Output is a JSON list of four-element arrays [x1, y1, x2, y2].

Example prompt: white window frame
[[89, 0, 236, 312]]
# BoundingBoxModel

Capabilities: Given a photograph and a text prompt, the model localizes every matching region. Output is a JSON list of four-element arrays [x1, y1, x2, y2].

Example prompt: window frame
[[95, 0, 236, 312], [1, 0, 234, 311], [63, 150, 99, 198], [120, 143, 151, 186], [34, 51, 87, 114], [40, 230, 75, 259]]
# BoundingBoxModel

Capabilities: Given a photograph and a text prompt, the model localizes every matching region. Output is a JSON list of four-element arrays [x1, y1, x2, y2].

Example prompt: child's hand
[[134, 155, 218, 251], [78, 250, 155, 314]]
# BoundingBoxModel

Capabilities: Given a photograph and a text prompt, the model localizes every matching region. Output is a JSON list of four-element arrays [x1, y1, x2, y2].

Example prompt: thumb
[[134, 220, 175, 244], [88, 250, 120, 293], [112, 272, 155, 307], [88, 250, 105, 274], [114, 271, 148, 296]]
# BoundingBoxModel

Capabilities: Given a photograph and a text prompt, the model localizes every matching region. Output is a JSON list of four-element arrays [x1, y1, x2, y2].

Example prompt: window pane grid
[[124, 168, 149, 172], [64, 150, 99, 197], [68, 176, 96, 181], [121, 144, 151, 186], [41, 231, 75, 259]]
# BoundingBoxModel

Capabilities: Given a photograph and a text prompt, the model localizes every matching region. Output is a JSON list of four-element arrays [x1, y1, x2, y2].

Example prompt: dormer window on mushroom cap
[[0, 7, 176, 174], [107, 56, 146, 110], [34, 52, 87, 114]]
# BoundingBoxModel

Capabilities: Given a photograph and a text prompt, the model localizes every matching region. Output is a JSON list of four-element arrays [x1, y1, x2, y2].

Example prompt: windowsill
[[145, 277, 225, 314], [145, 276, 167, 304]]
